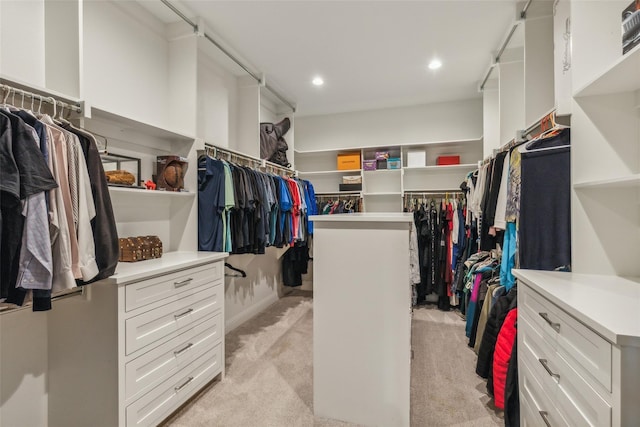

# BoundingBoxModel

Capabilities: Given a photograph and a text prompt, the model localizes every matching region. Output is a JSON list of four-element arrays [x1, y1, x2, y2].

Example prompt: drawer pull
[[174, 376, 194, 392], [538, 312, 561, 332], [539, 411, 552, 427], [174, 308, 194, 319], [174, 278, 193, 288], [174, 343, 194, 356], [539, 358, 560, 381]]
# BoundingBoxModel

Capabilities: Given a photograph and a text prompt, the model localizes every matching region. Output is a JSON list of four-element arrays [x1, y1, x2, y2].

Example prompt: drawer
[[125, 283, 222, 356], [521, 284, 612, 392], [126, 343, 222, 427], [520, 393, 543, 427], [520, 286, 561, 347], [520, 317, 563, 395], [553, 306, 612, 392], [520, 315, 556, 367], [125, 312, 223, 401], [125, 262, 222, 312], [554, 351, 611, 427], [520, 357, 569, 427]]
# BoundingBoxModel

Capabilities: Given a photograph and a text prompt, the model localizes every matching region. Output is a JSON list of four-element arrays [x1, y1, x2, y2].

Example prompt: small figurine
[[144, 179, 156, 190]]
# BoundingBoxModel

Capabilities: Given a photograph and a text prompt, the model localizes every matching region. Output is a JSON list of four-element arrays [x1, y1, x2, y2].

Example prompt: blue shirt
[[198, 157, 225, 251]]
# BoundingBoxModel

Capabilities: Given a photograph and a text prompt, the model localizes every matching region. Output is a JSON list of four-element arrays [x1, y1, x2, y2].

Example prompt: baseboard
[[225, 293, 280, 333]]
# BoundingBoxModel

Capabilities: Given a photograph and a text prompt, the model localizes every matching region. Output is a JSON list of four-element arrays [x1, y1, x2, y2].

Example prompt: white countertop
[[513, 269, 640, 347], [310, 213, 413, 223], [109, 251, 228, 285]]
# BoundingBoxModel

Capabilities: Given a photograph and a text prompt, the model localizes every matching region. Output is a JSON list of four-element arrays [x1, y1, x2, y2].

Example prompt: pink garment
[[470, 273, 483, 303]]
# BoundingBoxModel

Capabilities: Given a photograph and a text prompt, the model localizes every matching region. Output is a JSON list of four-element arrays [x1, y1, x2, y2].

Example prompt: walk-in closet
[[1, 0, 639, 426]]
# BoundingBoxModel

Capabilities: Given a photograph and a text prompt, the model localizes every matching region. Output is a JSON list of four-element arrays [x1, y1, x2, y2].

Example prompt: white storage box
[[407, 151, 426, 167], [342, 175, 362, 184]]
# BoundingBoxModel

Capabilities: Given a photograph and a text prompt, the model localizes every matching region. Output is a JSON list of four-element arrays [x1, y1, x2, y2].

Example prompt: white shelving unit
[[482, 1, 556, 155], [574, 44, 640, 97], [298, 169, 361, 176], [295, 138, 482, 211], [573, 174, 640, 190], [403, 164, 477, 171], [0, 1, 294, 425], [570, 0, 640, 278], [107, 187, 196, 197]]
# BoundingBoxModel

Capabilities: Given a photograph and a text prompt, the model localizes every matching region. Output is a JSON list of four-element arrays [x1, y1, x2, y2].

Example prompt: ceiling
[[140, 0, 519, 117]]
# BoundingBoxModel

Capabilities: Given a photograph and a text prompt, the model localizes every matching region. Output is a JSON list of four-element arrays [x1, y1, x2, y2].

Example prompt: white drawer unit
[[125, 312, 223, 402], [125, 262, 222, 312], [125, 283, 222, 355], [514, 270, 640, 427], [47, 252, 228, 427], [126, 343, 223, 427]]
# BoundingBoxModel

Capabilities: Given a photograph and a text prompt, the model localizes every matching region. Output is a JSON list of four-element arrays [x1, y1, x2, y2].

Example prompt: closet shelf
[[108, 186, 195, 198], [403, 188, 462, 193], [363, 169, 402, 174], [573, 174, 640, 190], [513, 270, 640, 347], [109, 251, 228, 285], [297, 169, 361, 175], [362, 192, 402, 196], [315, 191, 362, 195], [403, 164, 477, 171], [574, 44, 640, 97], [294, 137, 483, 154], [86, 106, 196, 143]]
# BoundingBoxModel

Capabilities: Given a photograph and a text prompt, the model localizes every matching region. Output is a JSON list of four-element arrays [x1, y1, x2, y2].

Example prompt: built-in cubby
[[0, 0, 81, 97], [571, 0, 640, 277], [484, 1, 556, 152], [295, 137, 482, 211]]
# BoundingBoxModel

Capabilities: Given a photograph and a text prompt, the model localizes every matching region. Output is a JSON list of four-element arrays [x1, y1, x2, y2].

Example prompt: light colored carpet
[[411, 306, 503, 426], [164, 292, 502, 427]]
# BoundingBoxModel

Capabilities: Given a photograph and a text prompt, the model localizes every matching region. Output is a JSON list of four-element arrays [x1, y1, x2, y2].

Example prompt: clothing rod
[[480, 1, 533, 91], [204, 143, 296, 176], [520, 0, 534, 19], [160, 0, 296, 113], [0, 288, 84, 315], [404, 191, 464, 197], [479, 110, 570, 165], [0, 83, 82, 113], [315, 193, 362, 198]]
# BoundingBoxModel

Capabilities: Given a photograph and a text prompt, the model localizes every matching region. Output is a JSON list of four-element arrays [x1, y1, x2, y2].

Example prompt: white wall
[[482, 78, 500, 159], [295, 98, 483, 152], [83, 0, 172, 129], [0, 310, 48, 427], [224, 248, 292, 332], [0, 0, 46, 87], [197, 51, 238, 147]]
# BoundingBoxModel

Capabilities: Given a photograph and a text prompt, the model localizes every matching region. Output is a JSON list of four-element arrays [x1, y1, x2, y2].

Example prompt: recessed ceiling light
[[428, 59, 442, 70], [312, 76, 324, 86]]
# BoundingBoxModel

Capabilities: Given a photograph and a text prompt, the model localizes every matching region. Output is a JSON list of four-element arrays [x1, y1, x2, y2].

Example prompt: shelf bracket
[[196, 18, 205, 37]]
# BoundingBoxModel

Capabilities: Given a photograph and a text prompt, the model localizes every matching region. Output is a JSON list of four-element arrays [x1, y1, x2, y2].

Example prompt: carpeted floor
[[164, 291, 503, 427]]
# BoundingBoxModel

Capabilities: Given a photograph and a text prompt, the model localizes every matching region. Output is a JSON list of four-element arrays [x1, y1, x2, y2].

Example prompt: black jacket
[[476, 287, 517, 379]]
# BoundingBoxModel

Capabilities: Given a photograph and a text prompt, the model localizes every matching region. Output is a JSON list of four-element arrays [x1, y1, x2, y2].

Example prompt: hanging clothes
[[61, 123, 118, 283], [1, 105, 115, 311], [519, 136, 571, 270], [198, 152, 316, 255]]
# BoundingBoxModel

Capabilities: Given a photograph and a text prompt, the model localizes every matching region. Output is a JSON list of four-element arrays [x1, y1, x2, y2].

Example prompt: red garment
[[492, 308, 518, 410]]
